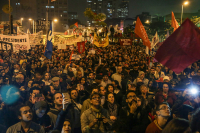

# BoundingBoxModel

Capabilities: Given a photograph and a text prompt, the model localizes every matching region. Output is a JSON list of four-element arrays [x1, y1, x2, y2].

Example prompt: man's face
[[90, 94, 101, 106], [126, 92, 137, 105], [100, 86, 106, 96], [54, 93, 63, 105], [156, 104, 171, 117], [103, 75, 108, 81], [92, 89, 99, 94], [45, 73, 50, 80], [151, 68, 155, 74], [89, 73, 94, 79], [117, 66, 122, 74], [53, 80, 60, 87], [19, 106, 33, 122], [140, 73, 145, 79], [35, 73, 42, 80], [71, 90, 78, 100]]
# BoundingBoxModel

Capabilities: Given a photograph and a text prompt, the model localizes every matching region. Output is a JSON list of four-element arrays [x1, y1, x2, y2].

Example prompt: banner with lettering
[[119, 39, 133, 46], [0, 34, 30, 52], [29, 31, 43, 46], [0, 41, 12, 51], [77, 41, 85, 54]]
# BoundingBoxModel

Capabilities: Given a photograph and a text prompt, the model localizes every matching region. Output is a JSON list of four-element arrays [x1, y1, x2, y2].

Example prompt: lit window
[[50, 6, 54, 8], [16, 3, 17, 5], [18, 3, 20, 5], [63, 11, 67, 13], [61, 14, 62, 17], [46, 6, 49, 8], [94, 3, 96, 4]]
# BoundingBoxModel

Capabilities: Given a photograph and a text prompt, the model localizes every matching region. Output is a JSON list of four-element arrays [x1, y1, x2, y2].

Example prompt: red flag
[[134, 17, 151, 49], [74, 22, 78, 28], [70, 51, 74, 61], [77, 41, 85, 54], [171, 12, 179, 31], [155, 18, 200, 74]]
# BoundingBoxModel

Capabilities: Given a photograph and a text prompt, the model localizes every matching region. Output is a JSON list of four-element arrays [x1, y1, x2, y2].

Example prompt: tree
[[84, 8, 107, 26]]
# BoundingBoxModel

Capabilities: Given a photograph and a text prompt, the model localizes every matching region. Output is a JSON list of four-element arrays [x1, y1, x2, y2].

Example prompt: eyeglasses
[[128, 95, 136, 99], [159, 106, 170, 110], [92, 97, 100, 100]]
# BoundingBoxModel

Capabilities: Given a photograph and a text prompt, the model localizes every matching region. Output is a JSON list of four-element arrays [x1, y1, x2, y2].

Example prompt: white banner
[[0, 34, 30, 52], [29, 31, 43, 46]]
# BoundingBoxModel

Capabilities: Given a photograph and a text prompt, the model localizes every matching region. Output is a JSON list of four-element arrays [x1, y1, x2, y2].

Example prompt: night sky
[[69, 0, 200, 24], [1, 0, 200, 24]]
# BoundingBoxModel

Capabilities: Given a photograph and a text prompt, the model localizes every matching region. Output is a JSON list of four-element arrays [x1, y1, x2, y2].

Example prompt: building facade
[[117, 0, 129, 18]]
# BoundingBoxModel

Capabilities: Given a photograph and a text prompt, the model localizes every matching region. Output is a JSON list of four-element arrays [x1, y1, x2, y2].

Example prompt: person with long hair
[[162, 118, 191, 133], [155, 82, 177, 107], [105, 84, 114, 93], [103, 93, 120, 122]]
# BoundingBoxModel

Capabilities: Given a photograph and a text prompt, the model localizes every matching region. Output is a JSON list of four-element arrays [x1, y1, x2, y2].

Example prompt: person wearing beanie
[[32, 101, 52, 132], [133, 71, 149, 86]]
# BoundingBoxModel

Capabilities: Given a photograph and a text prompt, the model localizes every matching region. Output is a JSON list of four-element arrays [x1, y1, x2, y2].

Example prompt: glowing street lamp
[[54, 19, 58, 22], [145, 20, 150, 24], [181, 1, 189, 24]]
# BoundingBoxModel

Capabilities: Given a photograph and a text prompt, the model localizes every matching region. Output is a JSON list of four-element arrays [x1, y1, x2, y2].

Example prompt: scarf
[[108, 102, 118, 116]]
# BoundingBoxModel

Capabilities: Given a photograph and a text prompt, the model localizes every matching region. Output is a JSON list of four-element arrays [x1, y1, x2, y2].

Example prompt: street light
[[52, 19, 58, 33], [181, 1, 189, 24], [29, 18, 35, 34], [145, 20, 150, 24]]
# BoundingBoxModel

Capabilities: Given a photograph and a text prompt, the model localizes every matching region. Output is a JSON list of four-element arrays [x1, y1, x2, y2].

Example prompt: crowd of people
[[0, 41, 200, 133]]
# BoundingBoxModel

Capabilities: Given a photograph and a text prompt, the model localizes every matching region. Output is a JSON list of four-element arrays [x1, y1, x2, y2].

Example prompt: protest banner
[[119, 39, 133, 46], [0, 41, 12, 51], [0, 34, 30, 52]]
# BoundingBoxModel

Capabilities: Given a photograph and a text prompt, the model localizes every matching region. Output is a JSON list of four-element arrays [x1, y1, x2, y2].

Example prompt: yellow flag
[[93, 33, 109, 47]]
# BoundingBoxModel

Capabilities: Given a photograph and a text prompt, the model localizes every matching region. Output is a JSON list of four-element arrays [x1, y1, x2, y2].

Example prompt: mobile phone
[[62, 93, 71, 109]]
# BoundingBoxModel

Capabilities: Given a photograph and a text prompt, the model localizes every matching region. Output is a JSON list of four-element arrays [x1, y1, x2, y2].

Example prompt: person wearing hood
[[133, 71, 149, 86], [32, 101, 52, 132]]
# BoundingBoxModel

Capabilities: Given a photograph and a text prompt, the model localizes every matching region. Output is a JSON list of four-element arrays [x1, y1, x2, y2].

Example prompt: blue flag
[[44, 24, 53, 59]]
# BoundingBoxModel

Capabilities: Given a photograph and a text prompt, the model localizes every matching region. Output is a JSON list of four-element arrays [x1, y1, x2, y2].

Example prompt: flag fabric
[[51, 0, 56, 2], [93, 33, 109, 47], [155, 18, 200, 74], [134, 17, 151, 49], [74, 22, 78, 28], [44, 24, 53, 59], [171, 12, 179, 31], [151, 32, 159, 49], [77, 41, 85, 54]]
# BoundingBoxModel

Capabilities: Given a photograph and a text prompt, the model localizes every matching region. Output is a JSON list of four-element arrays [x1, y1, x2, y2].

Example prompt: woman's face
[[45, 73, 50, 80], [28, 81, 33, 88], [62, 121, 71, 133], [107, 93, 115, 104], [163, 84, 169, 93], [81, 78, 85, 85], [108, 85, 114, 93], [137, 97, 141, 107]]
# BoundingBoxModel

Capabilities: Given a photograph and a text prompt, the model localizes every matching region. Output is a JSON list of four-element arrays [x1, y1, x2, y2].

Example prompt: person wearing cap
[[52, 77, 62, 92], [163, 76, 170, 82], [32, 101, 52, 132]]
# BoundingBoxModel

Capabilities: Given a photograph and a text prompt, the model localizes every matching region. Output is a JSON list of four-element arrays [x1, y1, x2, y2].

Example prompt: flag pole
[[45, 0, 50, 52]]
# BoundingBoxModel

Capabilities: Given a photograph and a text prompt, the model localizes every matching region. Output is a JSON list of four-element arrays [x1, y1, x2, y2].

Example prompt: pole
[[46, 0, 50, 43], [181, 5, 183, 24], [35, 21, 36, 33], [33, 20, 34, 34], [9, 0, 11, 35]]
